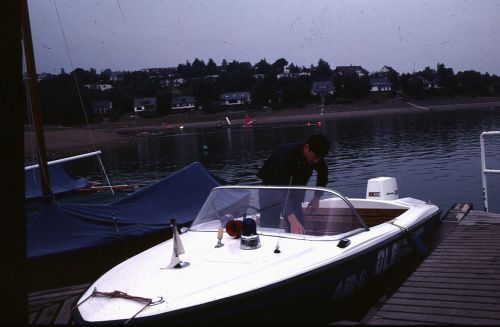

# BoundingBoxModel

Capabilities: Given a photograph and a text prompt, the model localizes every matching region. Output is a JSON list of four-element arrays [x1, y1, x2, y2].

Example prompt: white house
[[91, 100, 112, 115], [171, 96, 197, 112], [219, 92, 251, 107], [334, 65, 369, 77], [311, 81, 334, 96], [133, 97, 157, 114], [84, 83, 113, 91], [370, 76, 393, 92]]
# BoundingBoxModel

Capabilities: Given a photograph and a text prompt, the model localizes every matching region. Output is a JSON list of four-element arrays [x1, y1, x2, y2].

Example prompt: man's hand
[[305, 197, 320, 214], [287, 214, 305, 234]]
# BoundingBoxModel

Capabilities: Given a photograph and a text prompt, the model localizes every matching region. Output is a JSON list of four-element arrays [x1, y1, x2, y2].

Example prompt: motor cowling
[[366, 177, 399, 200]]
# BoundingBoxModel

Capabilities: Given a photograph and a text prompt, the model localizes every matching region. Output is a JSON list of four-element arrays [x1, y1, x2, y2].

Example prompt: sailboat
[[27, 161, 222, 291], [21, 0, 120, 203], [21, 1, 221, 292], [25, 151, 101, 200]]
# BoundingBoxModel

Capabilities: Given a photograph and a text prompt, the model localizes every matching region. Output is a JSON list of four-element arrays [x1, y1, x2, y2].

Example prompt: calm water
[[73, 105, 500, 213]]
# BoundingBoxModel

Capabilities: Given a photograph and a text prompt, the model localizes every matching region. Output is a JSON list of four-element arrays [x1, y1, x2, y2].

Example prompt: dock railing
[[480, 131, 500, 212]]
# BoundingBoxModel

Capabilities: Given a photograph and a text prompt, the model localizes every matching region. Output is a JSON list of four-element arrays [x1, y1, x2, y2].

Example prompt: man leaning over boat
[[257, 133, 330, 234]]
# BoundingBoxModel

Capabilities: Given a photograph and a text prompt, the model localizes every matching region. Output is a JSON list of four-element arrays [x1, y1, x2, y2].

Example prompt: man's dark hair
[[307, 134, 330, 157]]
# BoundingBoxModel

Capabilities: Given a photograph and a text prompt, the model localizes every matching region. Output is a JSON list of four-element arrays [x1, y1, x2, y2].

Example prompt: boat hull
[[73, 210, 441, 324]]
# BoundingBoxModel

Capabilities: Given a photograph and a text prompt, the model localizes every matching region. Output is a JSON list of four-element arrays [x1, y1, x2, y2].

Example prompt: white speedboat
[[73, 177, 441, 324]]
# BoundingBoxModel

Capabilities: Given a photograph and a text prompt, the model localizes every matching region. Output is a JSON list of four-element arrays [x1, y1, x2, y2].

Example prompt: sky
[[27, 0, 500, 75]]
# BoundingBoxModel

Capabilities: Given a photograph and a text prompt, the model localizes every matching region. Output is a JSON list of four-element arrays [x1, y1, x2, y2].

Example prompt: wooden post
[[1, 0, 28, 324], [21, 0, 51, 196]]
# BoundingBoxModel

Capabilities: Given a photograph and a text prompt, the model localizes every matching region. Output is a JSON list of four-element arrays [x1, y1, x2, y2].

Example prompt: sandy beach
[[24, 97, 500, 161]]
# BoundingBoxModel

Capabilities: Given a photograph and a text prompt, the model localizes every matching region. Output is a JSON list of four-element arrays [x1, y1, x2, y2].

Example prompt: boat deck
[[365, 207, 500, 325], [28, 205, 500, 325]]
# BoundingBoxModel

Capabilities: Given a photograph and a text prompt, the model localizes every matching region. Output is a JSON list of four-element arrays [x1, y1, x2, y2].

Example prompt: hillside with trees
[[30, 58, 500, 126]]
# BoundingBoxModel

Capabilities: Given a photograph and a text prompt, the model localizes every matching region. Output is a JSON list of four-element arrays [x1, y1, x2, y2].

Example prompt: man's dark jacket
[[257, 142, 328, 186]]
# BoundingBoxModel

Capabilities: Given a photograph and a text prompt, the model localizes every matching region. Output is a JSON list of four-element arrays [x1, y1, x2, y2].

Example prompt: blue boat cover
[[25, 162, 90, 200], [27, 162, 220, 259]]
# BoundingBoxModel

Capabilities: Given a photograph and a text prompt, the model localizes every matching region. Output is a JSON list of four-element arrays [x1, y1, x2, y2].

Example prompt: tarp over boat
[[25, 162, 90, 200], [27, 162, 221, 259]]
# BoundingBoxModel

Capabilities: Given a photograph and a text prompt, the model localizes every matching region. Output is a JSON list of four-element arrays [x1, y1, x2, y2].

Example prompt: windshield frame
[[189, 185, 369, 239]]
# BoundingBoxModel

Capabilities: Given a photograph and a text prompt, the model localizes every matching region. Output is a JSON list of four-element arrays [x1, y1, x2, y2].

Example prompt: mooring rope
[[73, 288, 164, 324], [389, 221, 408, 233]]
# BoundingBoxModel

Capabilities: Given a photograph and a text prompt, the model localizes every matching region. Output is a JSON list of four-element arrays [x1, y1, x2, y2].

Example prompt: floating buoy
[[317, 121, 322, 126]]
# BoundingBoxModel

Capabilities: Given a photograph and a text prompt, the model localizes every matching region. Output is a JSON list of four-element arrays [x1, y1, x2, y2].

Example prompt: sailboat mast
[[22, 0, 51, 195]]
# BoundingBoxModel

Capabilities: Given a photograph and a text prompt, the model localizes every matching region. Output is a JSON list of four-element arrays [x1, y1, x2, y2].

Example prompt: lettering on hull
[[374, 236, 413, 275], [330, 229, 423, 302], [331, 269, 367, 300]]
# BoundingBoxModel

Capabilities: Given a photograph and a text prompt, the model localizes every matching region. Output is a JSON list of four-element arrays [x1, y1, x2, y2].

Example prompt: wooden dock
[[28, 283, 90, 325], [366, 208, 500, 325]]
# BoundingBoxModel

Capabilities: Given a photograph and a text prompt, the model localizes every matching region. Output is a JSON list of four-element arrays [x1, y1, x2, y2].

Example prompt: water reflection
[[85, 107, 500, 213]]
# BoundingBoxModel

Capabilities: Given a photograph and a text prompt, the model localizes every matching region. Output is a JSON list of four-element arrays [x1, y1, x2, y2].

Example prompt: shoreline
[[24, 97, 500, 161]]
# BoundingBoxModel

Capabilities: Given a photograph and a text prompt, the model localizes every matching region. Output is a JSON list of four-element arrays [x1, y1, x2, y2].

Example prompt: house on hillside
[[109, 72, 124, 82], [334, 65, 369, 77], [411, 75, 440, 90], [297, 71, 311, 78], [311, 81, 334, 96], [91, 100, 113, 115], [36, 72, 53, 81], [133, 97, 157, 115], [424, 77, 440, 90], [378, 66, 398, 76], [277, 72, 292, 79], [171, 96, 197, 112], [370, 76, 393, 92], [203, 75, 219, 81], [84, 83, 113, 91], [172, 78, 185, 87], [219, 91, 251, 108]]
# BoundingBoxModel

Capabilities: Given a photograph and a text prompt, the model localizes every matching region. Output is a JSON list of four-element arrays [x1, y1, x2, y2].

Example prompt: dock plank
[[408, 276, 500, 286], [384, 298, 500, 312], [395, 285, 500, 298], [389, 291, 500, 305], [53, 296, 79, 325], [35, 303, 60, 325], [368, 317, 439, 325], [367, 209, 500, 325], [28, 283, 90, 325], [381, 303, 500, 320], [373, 309, 500, 325], [411, 271, 500, 281]]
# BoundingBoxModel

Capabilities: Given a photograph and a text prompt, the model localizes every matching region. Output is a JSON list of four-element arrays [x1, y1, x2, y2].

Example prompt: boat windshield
[[189, 186, 368, 237]]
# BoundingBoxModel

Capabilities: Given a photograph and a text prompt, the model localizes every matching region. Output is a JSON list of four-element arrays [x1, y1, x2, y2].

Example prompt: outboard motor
[[240, 218, 261, 250], [366, 177, 399, 200]]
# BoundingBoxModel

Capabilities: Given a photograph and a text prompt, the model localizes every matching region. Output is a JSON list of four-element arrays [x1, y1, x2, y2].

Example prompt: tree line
[[30, 58, 500, 125]]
